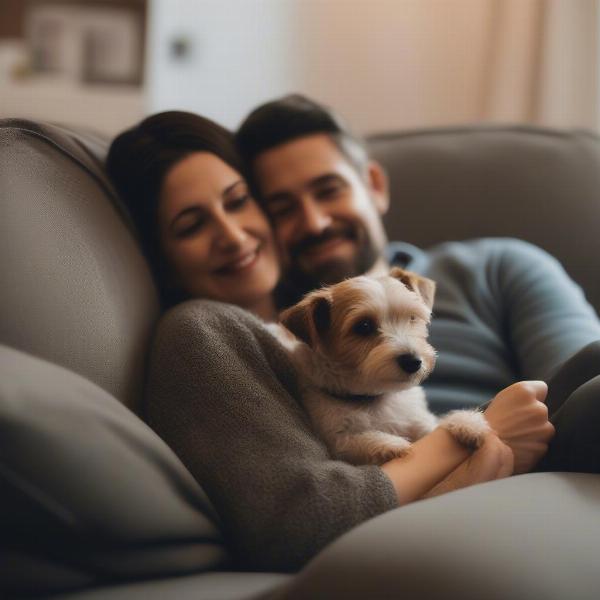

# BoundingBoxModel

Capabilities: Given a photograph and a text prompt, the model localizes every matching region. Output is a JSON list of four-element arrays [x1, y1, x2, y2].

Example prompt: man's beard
[[286, 224, 380, 294]]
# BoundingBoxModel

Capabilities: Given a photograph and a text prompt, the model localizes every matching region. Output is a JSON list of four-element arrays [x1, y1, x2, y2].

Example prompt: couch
[[2, 118, 600, 599]]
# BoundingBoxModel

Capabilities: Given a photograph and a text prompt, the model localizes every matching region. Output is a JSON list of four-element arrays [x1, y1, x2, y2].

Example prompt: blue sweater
[[388, 238, 600, 412]]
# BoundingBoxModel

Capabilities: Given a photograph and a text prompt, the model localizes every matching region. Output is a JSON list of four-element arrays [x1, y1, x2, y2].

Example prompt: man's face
[[251, 133, 389, 290]]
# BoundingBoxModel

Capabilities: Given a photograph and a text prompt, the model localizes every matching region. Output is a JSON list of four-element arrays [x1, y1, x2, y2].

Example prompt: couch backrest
[[369, 124, 600, 315], [0, 119, 160, 411], [3, 120, 599, 410]]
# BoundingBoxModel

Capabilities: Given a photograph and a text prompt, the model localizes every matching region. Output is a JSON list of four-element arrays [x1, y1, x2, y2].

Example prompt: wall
[[0, 0, 147, 135], [146, 0, 300, 129], [3, 0, 597, 135], [293, 0, 494, 134], [146, 0, 512, 133]]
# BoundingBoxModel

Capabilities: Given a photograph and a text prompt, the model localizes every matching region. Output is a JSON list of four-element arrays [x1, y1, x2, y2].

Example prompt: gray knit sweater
[[144, 300, 398, 572], [144, 237, 600, 572]]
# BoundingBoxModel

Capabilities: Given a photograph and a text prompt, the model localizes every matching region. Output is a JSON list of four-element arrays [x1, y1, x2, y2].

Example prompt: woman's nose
[[215, 215, 248, 248]]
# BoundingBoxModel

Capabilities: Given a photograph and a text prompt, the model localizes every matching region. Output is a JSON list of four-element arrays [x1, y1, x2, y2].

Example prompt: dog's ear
[[389, 266, 436, 310], [279, 289, 332, 348]]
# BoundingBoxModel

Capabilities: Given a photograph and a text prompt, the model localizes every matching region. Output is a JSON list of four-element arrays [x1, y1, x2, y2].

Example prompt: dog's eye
[[410, 315, 416, 323], [352, 318, 377, 336]]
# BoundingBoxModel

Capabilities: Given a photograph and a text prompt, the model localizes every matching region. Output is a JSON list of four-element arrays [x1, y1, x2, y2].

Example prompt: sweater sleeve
[[144, 299, 398, 572], [420, 238, 600, 412], [492, 239, 600, 379]]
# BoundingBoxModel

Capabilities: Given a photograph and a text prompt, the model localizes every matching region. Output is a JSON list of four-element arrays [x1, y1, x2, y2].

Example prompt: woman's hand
[[381, 381, 553, 505], [381, 427, 513, 505], [483, 381, 555, 474], [422, 432, 514, 499]]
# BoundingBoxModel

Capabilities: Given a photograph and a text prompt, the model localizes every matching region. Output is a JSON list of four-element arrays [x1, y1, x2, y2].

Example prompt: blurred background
[[0, 0, 598, 136]]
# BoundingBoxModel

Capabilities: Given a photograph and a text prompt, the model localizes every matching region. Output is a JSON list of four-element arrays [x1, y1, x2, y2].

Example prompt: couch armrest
[[276, 472, 600, 600]]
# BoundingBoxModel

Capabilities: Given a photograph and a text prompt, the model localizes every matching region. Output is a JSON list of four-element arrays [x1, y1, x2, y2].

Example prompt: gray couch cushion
[[47, 572, 290, 600], [279, 472, 600, 600], [369, 125, 600, 315], [0, 345, 228, 597], [0, 118, 159, 411]]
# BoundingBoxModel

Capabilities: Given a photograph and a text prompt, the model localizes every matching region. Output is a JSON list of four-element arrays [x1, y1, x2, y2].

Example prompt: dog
[[268, 267, 490, 465]]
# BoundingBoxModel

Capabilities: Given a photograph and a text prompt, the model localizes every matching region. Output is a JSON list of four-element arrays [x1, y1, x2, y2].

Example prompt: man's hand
[[483, 381, 555, 474]]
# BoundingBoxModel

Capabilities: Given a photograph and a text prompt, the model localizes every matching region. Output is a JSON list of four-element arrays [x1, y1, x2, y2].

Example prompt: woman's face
[[157, 152, 280, 309]]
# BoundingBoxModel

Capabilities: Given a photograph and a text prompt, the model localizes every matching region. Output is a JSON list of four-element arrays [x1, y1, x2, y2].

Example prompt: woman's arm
[[382, 380, 554, 503], [421, 433, 514, 499], [381, 428, 512, 504]]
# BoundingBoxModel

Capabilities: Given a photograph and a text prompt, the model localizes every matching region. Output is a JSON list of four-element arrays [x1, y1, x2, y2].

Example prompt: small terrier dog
[[269, 267, 490, 465]]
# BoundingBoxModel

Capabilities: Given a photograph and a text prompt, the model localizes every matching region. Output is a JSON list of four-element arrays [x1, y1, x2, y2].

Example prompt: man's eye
[[267, 201, 295, 219], [316, 184, 343, 200], [352, 318, 377, 336]]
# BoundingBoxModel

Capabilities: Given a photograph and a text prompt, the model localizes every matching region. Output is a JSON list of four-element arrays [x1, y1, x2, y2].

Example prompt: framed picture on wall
[[25, 1, 144, 85], [80, 9, 143, 85]]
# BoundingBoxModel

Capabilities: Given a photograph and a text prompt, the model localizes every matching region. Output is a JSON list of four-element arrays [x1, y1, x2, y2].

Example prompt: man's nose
[[297, 197, 332, 235]]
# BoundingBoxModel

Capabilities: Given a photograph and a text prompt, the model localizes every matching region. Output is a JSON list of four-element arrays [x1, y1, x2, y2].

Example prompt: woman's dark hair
[[106, 110, 244, 306]]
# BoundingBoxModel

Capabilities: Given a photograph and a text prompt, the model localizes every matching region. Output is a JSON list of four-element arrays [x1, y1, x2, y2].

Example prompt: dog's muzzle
[[397, 353, 422, 374]]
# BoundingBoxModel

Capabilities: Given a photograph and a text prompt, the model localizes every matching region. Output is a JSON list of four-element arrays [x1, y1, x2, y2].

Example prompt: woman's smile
[[214, 245, 262, 276]]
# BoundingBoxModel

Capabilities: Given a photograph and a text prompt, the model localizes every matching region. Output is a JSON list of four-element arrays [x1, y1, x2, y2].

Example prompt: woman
[[107, 110, 280, 320], [106, 112, 552, 570]]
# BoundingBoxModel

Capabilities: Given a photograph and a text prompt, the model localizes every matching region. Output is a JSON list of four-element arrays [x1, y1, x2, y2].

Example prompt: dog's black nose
[[397, 353, 422, 374]]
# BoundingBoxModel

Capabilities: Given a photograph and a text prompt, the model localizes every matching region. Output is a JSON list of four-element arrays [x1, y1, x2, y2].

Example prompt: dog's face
[[279, 267, 437, 395]]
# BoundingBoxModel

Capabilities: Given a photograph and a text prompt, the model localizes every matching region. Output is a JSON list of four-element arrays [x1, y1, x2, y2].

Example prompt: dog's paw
[[374, 437, 413, 462], [336, 432, 413, 465], [438, 409, 490, 449]]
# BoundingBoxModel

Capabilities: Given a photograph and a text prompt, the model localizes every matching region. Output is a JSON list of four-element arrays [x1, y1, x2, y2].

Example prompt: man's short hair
[[236, 94, 369, 175]]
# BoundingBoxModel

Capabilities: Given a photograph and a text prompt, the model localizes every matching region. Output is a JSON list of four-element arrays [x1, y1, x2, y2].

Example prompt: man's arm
[[424, 238, 600, 413], [495, 239, 600, 379]]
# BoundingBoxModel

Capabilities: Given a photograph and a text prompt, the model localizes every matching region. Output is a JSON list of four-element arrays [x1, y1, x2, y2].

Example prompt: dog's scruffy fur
[[268, 267, 490, 465]]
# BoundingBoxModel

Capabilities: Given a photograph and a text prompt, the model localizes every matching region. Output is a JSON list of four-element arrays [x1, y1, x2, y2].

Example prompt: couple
[[107, 95, 600, 571]]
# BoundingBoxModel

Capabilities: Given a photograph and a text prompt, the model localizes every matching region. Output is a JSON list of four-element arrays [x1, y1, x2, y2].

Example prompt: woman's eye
[[226, 195, 250, 211], [352, 318, 377, 336], [176, 219, 205, 238]]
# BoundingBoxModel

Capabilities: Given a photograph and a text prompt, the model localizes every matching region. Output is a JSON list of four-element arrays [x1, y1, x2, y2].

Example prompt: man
[[236, 94, 390, 300], [236, 93, 600, 470]]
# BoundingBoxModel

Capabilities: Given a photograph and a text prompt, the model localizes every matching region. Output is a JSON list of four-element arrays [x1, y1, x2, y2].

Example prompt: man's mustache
[[291, 227, 356, 258]]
